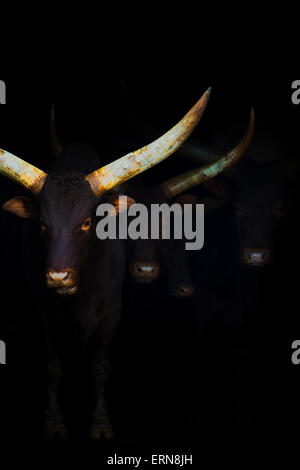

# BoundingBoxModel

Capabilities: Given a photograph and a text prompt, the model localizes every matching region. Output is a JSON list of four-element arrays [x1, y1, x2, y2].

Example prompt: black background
[[0, 74, 299, 461]]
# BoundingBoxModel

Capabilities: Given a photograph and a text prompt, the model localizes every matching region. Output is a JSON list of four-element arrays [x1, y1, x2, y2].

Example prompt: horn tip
[[206, 87, 212, 97], [201, 87, 212, 105]]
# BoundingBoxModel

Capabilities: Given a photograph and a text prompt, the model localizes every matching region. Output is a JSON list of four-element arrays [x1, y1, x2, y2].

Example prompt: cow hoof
[[44, 420, 68, 441], [89, 418, 115, 441]]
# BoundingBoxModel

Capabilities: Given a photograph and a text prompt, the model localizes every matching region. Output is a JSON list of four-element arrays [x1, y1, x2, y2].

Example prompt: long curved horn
[[0, 149, 47, 194], [50, 105, 63, 157], [85, 88, 211, 196], [160, 108, 255, 199]]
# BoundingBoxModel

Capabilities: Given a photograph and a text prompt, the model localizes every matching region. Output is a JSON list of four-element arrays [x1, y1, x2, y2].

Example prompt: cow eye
[[81, 217, 92, 231], [273, 201, 284, 217], [235, 203, 244, 216]]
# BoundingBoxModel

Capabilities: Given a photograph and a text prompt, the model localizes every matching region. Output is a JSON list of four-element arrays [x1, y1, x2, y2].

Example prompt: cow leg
[[89, 359, 114, 440], [42, 361, 67, 440], [89, 300, 122, 440]]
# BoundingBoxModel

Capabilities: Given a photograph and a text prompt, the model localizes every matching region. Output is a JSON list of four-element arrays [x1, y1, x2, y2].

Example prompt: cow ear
[[108, 195, 136, 216], [203, 176, 235, 199], [2, 196, 38, 219]]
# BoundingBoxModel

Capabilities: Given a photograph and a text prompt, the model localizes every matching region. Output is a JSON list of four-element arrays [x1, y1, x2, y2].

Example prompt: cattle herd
[[0, 80, 297, 452]]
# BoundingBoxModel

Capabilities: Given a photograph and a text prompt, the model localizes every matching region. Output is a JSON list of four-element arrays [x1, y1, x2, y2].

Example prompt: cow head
[[128, 190, 196, 298], [2, 164, 133, 295], [204, 158, 284, 268], [0, 90, 211, 295], [130, 235, 195, 299], [231, 159, 284, 267]]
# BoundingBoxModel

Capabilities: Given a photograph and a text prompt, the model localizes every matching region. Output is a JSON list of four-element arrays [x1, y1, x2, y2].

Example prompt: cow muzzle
[[46, 269, 78, 295], [241, 247, 271, 267], [130, 261, 160, 284]]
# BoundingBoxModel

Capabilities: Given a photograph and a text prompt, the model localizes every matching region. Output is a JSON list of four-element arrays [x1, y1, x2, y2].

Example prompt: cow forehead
[[235, 160, 283, 197], [38, 173, 98, 223]]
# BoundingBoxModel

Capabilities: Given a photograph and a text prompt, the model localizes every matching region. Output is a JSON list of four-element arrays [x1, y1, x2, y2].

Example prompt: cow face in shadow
[[204, 158, 284, 268], [232, 159, 284, 267]]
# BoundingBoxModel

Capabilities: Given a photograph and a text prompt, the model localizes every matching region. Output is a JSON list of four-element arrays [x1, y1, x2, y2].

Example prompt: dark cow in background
[[186, 120, 288, 443], [127, 184, 235, 299], [127, 184, 195, 298], [182, 121, 285, 269]]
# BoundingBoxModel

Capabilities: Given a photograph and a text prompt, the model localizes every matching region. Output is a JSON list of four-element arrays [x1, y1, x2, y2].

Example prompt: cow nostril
[[131, 262, 160, 281], [244, 247, 270, 265], [136, 263, 157, 274], [47, 271, 72, 283]]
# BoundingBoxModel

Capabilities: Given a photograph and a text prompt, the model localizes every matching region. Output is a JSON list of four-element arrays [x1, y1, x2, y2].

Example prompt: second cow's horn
[[160, 108, 255, 199]]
